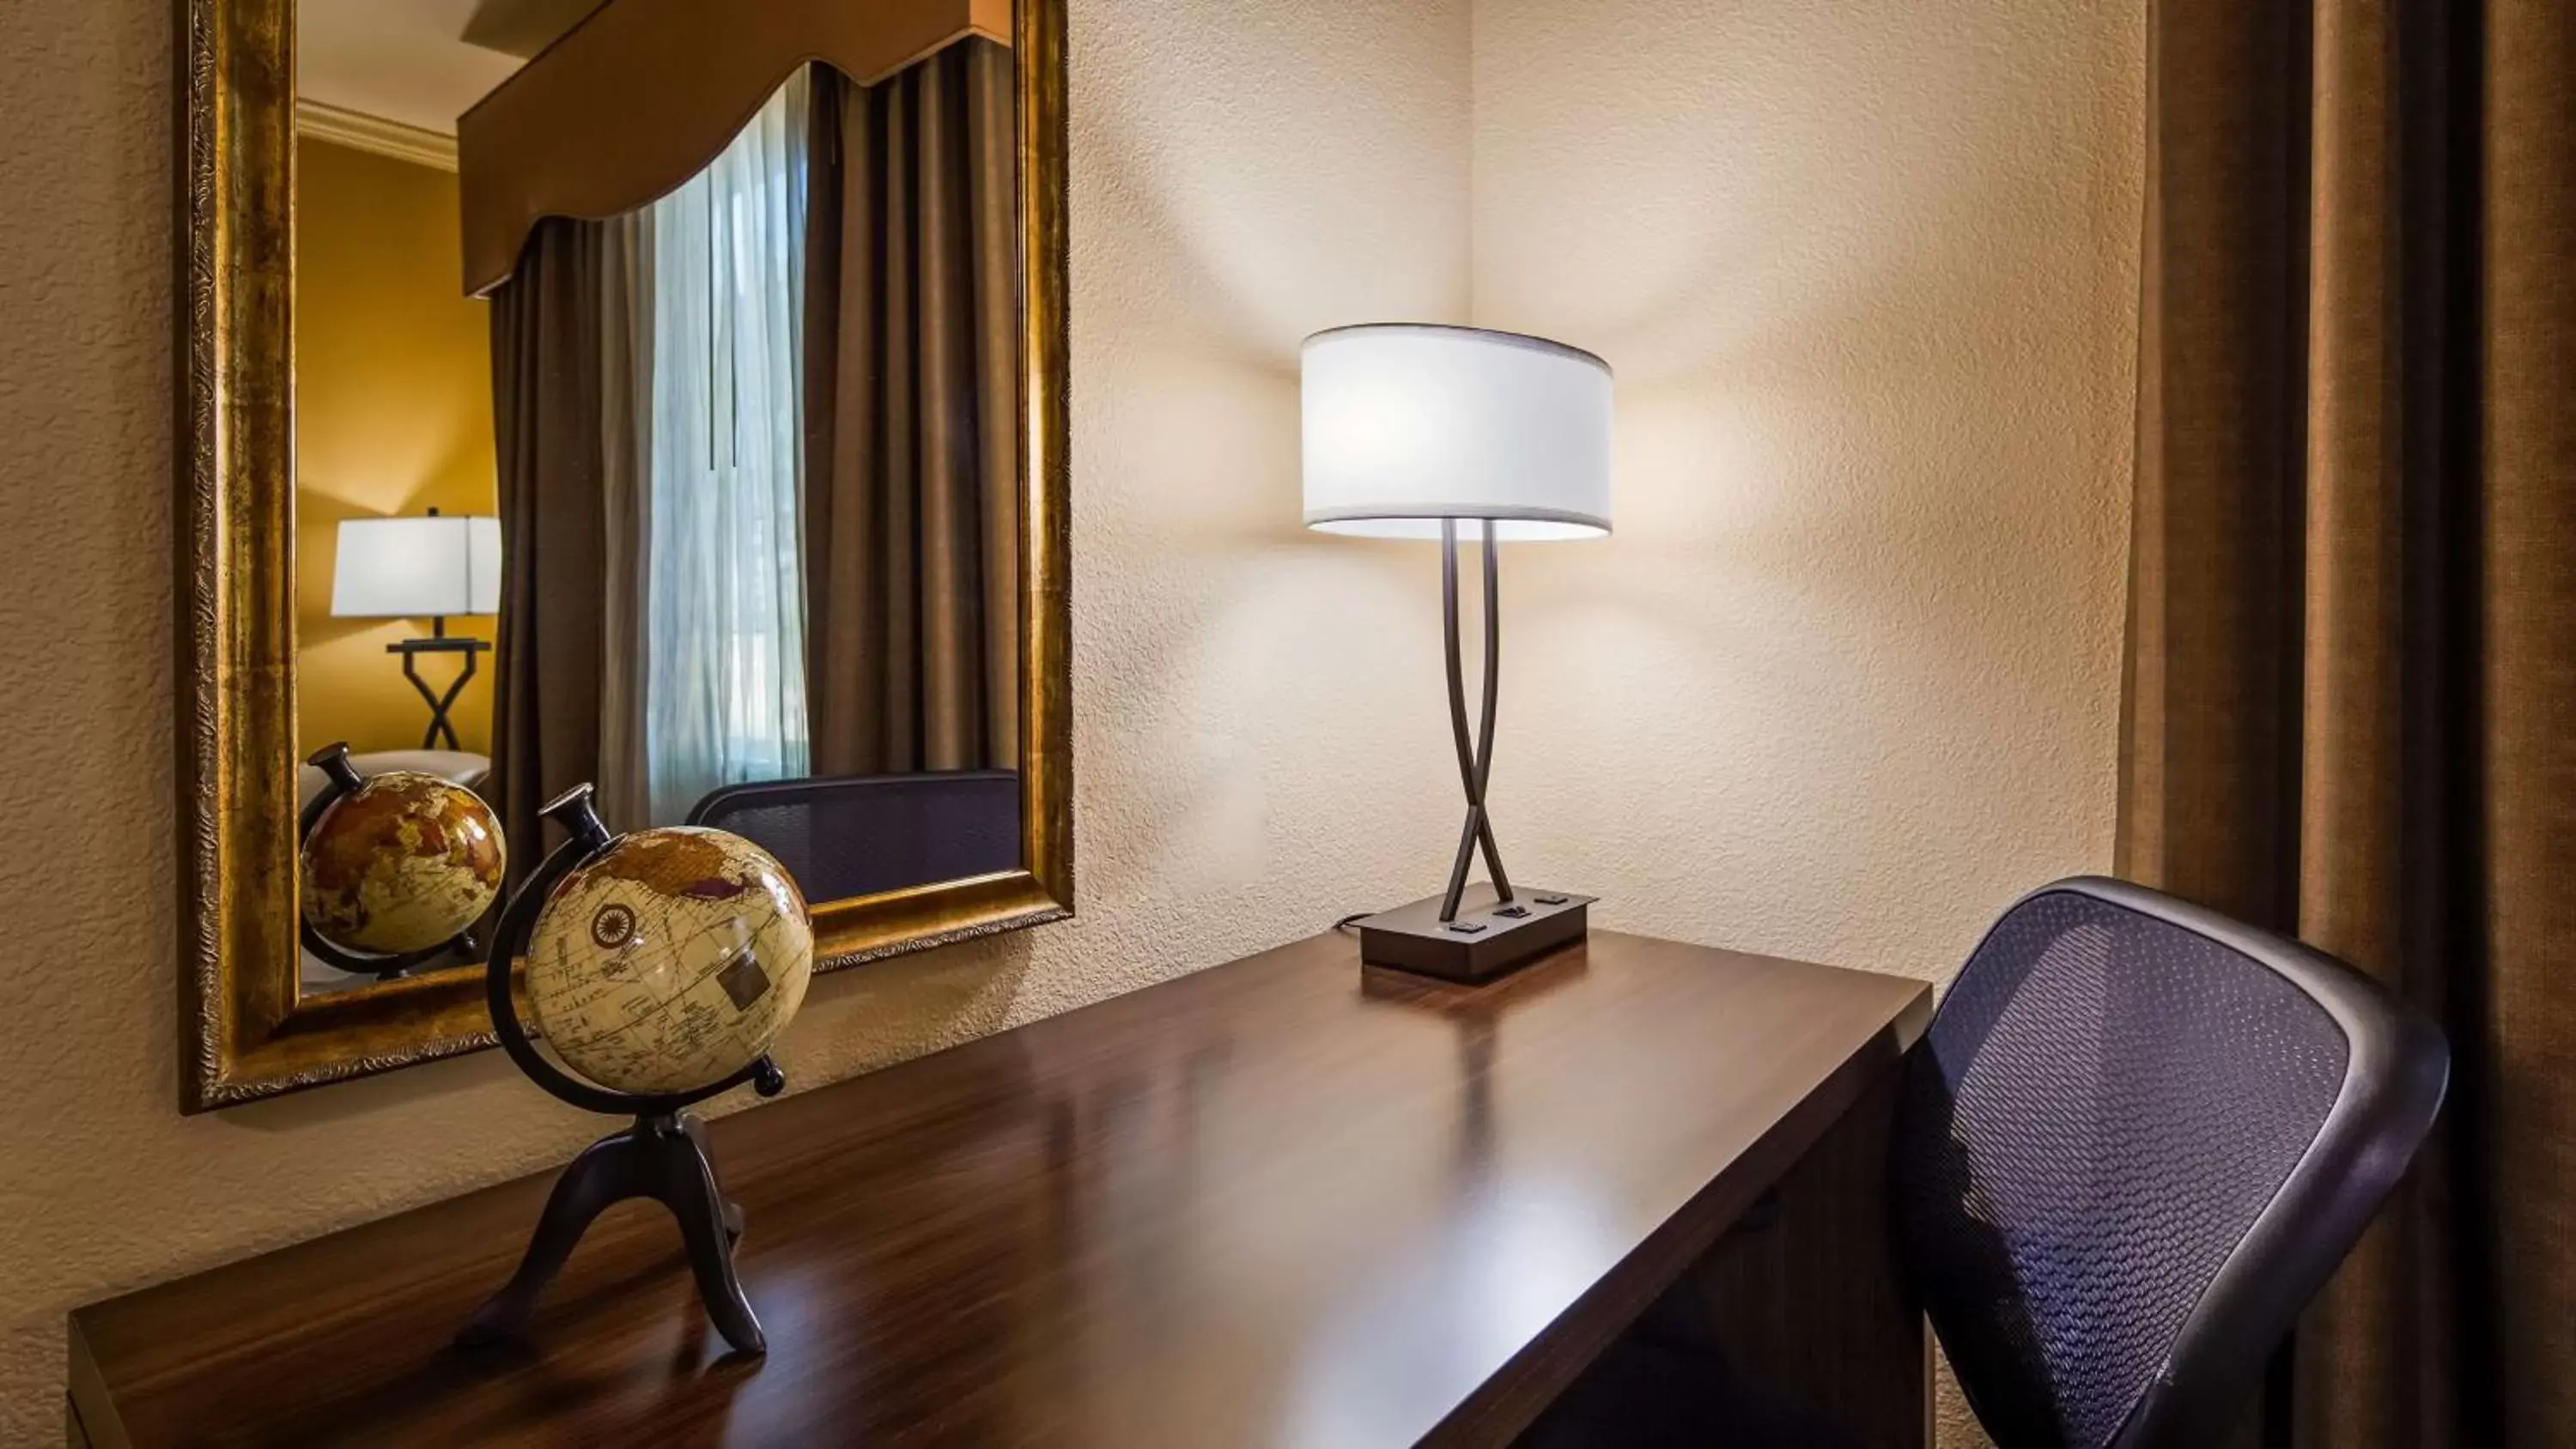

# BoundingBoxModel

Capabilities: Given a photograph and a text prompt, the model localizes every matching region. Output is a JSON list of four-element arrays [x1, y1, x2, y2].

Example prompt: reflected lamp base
[[1356, 884, 1595, 984]]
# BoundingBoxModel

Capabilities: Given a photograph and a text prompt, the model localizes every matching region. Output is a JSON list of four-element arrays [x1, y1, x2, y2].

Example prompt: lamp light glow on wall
[[331, 509, 501, 750], [1302, 323, 1612, 981]]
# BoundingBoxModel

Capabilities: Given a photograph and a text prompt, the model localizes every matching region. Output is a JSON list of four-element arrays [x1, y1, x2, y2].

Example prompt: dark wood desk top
[[72, 931, 1930, 1447]]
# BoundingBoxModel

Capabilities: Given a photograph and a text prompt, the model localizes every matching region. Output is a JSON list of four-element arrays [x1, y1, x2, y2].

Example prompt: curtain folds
[[489, 215, 644, 864], [494, 43, 1018, 846], [594, 211, 653, 832], [2123, 1, 2575, 1444], [803, 40, 1021, 778], [500, 82, 816, 834]]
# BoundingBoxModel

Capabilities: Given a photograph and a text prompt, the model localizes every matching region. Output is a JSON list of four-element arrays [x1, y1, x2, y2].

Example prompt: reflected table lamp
[[331, 508, 501, 750], [1302, 323, 1612, 982]]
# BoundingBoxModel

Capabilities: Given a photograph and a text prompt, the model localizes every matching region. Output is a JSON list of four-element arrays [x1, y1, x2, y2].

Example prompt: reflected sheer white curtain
[[638, 73, 811, 823]]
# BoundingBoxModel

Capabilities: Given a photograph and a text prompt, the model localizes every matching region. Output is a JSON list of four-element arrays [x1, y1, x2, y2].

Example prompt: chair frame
[[1932, 876, 2449, 1448]]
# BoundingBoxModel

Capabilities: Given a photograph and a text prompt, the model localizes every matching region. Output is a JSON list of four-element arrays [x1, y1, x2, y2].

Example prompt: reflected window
[[639, 73, 813, 822]]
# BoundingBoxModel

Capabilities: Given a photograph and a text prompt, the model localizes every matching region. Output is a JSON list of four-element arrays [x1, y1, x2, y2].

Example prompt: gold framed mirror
[[176, 0, 1071, 1112]]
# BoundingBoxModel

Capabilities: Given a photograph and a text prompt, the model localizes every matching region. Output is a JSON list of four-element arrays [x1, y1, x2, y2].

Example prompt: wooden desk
[[70, 931, 1932, 1446]]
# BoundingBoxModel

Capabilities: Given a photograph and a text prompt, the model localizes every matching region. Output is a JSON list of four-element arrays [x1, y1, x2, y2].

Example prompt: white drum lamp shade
[[331, 514, 502, 619], [1301, 324, 1613, 541]]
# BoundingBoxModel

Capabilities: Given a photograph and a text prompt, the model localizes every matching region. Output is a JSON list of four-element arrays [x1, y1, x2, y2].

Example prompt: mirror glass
[[291, 0, 1024, 997]]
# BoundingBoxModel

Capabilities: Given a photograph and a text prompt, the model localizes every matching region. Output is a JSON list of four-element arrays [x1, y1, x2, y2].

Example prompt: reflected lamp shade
[[1301, 324, 1613, 541], [330, 514, 502, 619]]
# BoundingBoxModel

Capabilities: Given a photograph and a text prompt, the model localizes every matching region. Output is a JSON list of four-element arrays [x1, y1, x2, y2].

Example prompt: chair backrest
[[1892, 876, 2447, 1449], [685, 770, 1022, 905]]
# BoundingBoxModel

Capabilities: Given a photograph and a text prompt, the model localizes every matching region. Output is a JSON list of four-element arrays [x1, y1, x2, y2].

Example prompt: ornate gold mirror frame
[[175, 0, 1072, 1112]]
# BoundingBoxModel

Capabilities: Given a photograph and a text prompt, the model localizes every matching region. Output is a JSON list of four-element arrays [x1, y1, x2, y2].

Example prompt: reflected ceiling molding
[[296, 99, 459, 172]]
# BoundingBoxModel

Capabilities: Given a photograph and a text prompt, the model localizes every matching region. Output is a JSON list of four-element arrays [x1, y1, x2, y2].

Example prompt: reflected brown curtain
[[801, 42, 1021, 778], [2123, 2, 2573, 1446], [489, 215, 647, 864], [593, 214, 654, 831]]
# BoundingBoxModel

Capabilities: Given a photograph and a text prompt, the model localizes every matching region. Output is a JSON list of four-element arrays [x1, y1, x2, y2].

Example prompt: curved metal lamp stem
[[1439, 519, 1513, 922]]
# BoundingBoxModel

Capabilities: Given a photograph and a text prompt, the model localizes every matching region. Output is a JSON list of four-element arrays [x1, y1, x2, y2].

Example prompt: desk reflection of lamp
[[331, 509, 500, 749]]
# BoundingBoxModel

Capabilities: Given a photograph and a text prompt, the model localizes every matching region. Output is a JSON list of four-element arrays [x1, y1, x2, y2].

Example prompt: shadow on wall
[[1054, 0, 1479, 954], [1467, 0, 2142, 975]]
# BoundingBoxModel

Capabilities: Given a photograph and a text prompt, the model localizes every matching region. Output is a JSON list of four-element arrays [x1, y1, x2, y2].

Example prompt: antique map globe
[[524, 827, 813, 1097], [301, 771, 506, 956]]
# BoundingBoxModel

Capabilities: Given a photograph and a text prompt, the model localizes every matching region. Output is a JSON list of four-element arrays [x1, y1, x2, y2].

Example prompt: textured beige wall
[[1472, 0, 2142, 979], [0, 0, 2137, 1436], [0, 0, 1472, 1434], [1469, 1, 2144, 1442]]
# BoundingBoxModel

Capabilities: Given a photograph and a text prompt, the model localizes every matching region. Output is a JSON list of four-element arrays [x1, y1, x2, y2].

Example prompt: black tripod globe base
[[458, 1113, 762, 1357]]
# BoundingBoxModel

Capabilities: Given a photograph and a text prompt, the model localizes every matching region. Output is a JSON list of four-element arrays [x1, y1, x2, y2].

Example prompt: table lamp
[[331, 508, 501, 750], [1302, 323, 1612, 981]]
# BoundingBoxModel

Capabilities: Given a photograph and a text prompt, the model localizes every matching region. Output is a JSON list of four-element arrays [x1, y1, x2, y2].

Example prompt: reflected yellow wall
[[294, 136, 499, 757]]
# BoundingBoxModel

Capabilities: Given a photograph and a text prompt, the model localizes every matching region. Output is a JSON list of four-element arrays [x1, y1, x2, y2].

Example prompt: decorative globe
[[523, 827, 813, 1097], [301, 770, 507, 956]]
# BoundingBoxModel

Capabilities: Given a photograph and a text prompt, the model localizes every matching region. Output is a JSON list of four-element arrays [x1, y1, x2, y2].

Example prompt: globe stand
[[298, 743, 483, 979], [457, 1112, 763, 1354], [459, 783, 787, 1359]]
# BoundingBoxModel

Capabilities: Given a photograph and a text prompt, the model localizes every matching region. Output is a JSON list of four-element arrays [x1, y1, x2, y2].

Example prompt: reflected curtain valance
[[456, 0, 1010, 295]]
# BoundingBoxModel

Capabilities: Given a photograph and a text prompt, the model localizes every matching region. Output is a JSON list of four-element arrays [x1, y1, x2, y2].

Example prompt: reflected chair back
[[687, 769, 1022, 906]]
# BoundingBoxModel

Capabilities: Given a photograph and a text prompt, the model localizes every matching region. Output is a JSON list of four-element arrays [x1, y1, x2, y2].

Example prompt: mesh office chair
[[686, 770, 1022, 906], [1893, 876, 2447, 1447], [1527, 876, 2447, 1448]]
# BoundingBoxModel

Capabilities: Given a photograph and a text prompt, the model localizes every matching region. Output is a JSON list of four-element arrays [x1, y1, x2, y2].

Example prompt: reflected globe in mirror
[[301, 768, 506, 959]]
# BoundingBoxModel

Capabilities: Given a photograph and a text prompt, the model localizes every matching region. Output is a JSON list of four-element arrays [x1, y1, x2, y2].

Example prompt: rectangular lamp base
[[1355, 884, 1595, 983]]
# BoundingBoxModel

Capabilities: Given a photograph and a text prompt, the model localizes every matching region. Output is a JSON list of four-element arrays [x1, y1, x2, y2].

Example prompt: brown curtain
[[489, 215, 647, 862], [801, 43, 1021, 778], [593, 213, 654, 831], [2123, 1, 2574, 1446]]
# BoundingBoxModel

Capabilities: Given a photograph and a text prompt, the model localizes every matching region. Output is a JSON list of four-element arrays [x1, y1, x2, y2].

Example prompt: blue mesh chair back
[[1893, 876, 2446, 1448], [686, 769, 1022, 905]]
